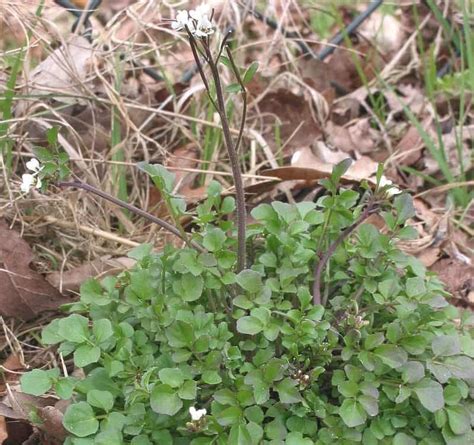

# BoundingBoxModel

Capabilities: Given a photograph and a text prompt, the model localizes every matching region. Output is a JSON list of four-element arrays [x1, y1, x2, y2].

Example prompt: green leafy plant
[[19, 5, 474, 445], [21, 160, 474, 444]]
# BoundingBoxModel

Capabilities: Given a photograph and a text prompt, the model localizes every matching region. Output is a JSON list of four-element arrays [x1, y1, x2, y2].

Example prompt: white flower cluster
[[171, 4, 215, 38], [379, 176, 401, 197], [189, 406, 207, 421], [21, 158, 42, 193]]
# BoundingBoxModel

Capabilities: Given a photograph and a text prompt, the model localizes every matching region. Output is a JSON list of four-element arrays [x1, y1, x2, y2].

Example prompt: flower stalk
[[185, 30, 247, 272]]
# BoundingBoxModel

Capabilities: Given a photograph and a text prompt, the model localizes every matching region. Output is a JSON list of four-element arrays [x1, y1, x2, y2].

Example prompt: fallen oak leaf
[[260, 146, 379, 185], [47, 256, 135, 294], [0, 416, 6, 444], [0, 220, 69, 321]]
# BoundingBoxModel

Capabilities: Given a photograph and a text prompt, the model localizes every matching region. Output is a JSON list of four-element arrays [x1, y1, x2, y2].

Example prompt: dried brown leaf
[[47, 256, 135, 294], [431, 259, 474, 302], [0, 220, 69, 320], [0, 416, 6, 444], [258, 89, 322, 154], [16, 36, 94, 115]]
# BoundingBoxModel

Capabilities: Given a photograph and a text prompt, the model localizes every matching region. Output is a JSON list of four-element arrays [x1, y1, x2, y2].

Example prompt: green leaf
[[413, 379, 445, 412], [226, 83, 242, 93], [358, 395, 379, 417], [401, 361, 425, 384], [236, 269, 263, 293], [87, 390, 114, 412], [20, 369, 54, 396], [393, 432, 416, 445], [401, 335, 428, 355], [432, 335, 461, 357], [228, 423, 252, 445], [92, 319, 113, 344], [236, 316, 264, 335], [80, 279, 107, 305], [331, 158, 353, 185], [202, 370, 222, 385], [250, 204, 276, 221], [275, 378, 302, 404], [394, 193, 415, 224], [374, 344, 408, 368], [339, 399, 367, 427], [150, 384, 182, 416], [127, 243, 153, 260], [178, 380, 197, 400], [74, 344, 101, 368], [286, 432, 314, 445], [364, 333, 385, 350], [338, 381, 359, 398], [166, 321, 194, 348], [94, 430, 122, 445], [137, 162, 175, 192], [203, 228, 226, 251], [63, 402, 99, 438], [406, 277, 426, 297], [216, 406, 242, 426], [181, 274, 204, 302], [55, 377, 76, 399], [158, 368, 184, 388], [397, 226, 418, 240], [446, 406, 470, 435], [58, 314, 89, 343], [41, 319, 63, 345], [243, 61, 259, 84], [214, 389, 237, 406]]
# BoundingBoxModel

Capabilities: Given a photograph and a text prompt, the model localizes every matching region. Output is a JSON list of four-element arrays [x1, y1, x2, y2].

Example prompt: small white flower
[[189, 406, 207, 421], [20, 173, 36, 193], [172, 10, 192, 31], [26, 157, 41, 172], [379, 176, 401, 197], [189, 4, 210, 20], [171, 4, 215, 38]]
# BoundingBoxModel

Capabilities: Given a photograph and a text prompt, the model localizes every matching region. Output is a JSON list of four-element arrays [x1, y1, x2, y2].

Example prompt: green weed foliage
[[21, 163, 474, 444]]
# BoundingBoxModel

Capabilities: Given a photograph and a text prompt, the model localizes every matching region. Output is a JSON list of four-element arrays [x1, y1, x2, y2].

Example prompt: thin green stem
[[313, 202, 377, 305]]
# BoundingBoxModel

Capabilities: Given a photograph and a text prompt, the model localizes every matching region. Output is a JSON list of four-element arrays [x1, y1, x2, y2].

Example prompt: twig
[[312, 203, 376, 305], [58, 180, 205, 252], [42, 215, 140, 248]]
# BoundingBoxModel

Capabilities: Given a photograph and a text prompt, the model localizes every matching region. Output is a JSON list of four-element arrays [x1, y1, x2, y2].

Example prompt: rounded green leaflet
[[20, 369, 54, 396], [158, 368, 184, 388], [286, 432, 314, 445], [63, 402, 99, 437], [339, 399, 367, 427], [236, 269, 263, 293], [393, 432, 416, 445], [87, 389, 114, 412], [58, 314, 89, 344], [150, 384, 182, 416], [236, 316, 263, 335], [413, 379, 445, 412], [74, 344, 101, 368]]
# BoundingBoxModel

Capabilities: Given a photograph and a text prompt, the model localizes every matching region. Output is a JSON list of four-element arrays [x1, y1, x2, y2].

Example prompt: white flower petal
[[20, 174, 35, 193], [26, 158, 41, 172], [189, 406, 206, 421], [35, 177, 42, 189]]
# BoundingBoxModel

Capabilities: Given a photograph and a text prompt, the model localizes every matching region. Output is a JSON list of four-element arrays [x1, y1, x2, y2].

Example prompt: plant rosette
[[21, 163, 474, 445]]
